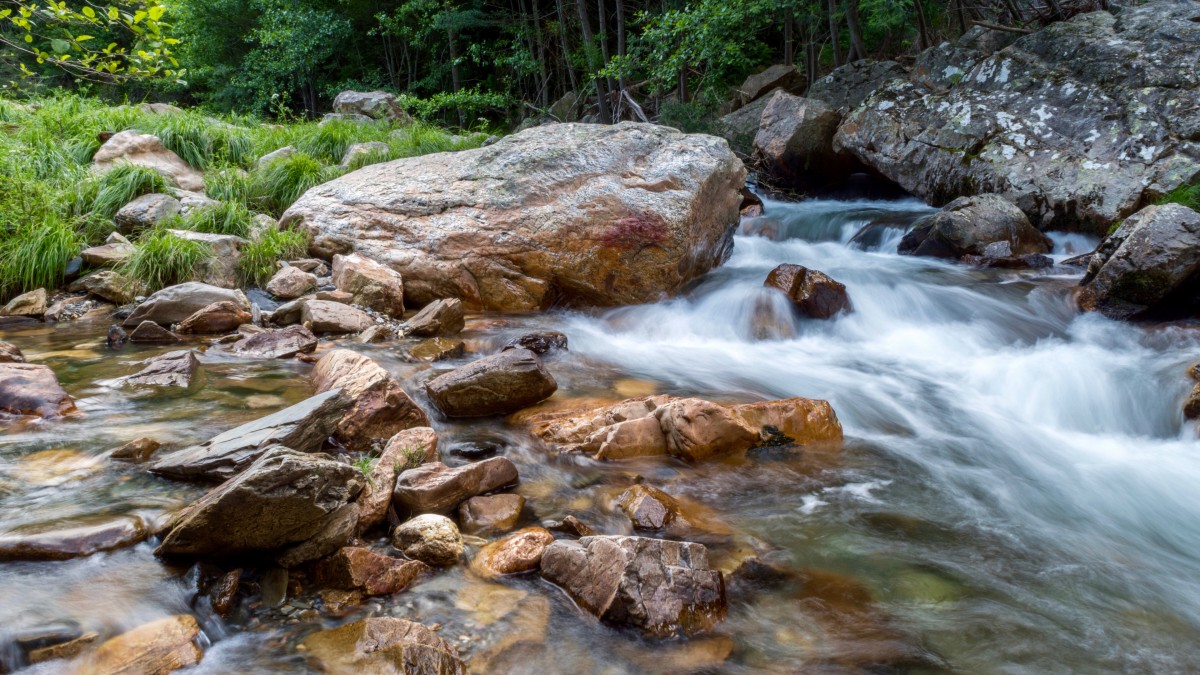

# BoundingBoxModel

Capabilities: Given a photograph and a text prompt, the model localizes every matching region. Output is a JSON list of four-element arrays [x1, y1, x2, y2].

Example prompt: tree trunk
[[784, 12, 794, 66], [827, 0, 842, 68], [912, 0, 931, 50], [844, 0, 867, 62], [575, 0, 612, 122], [597, 0, 617, 117]]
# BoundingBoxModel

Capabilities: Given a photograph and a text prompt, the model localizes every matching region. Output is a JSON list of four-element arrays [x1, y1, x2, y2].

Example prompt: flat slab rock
[[229, 324, 317, 359], [0, 516, 147, 561], [117, 350, 200, 388], [156, 446, 363, 565], [79, 614, 202, 675], [281, 122, 746, 311], [150, 389, 350, 481], [301, 617, 466, 674], [392, 457, 519, 517], [540, 535, 727, 637]]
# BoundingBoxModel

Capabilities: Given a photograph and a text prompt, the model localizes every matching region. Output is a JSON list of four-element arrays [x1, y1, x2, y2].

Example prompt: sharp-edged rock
[[311, 349, 431, 451], [117, 350, 200, 388], [392, 457, 519, 517], [300, 617, 466, 674], [229, 324, 317, 359], [404, 298, 464, 337], [0, 516, 148, 561]]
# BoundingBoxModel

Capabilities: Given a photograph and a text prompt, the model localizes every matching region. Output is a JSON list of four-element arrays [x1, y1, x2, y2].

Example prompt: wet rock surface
[[358, 427, 440, 533], [117, 350, 200, 388], [0, 363, 75, 419], [176, 301, 251, 334], [310, 546, 428, 595], [300, 617, 466, 674], [471, 526, 554, 577], [898, 194, 1052, 260], [425, 348, 557, 417], [230, 324, 317, 359], [81, 614, 203, 675], [458, 494, 525, 535], [392, 457, 519, 517], [311, 349, 431, 451], [0, 516, 147, 561], [764, 263, 851, 319], [405, 298, 465, 337], [332, 253, 406, 317], [392, 514, 464, 567]]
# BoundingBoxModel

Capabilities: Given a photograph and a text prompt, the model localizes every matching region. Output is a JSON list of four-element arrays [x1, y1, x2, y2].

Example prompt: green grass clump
[[1159, 182, 1200, 212], [120, 227, 213, 292], [69, 164, 175, 221], [248, 153, 343, 217], [0, 220, 84, 299], [181, 201, 254, 238], [390, 123, 479, 158], [204, 168, 251, 205], [238, 227, 308, 286], [293, 118, 389, 164], [136, 111, 254, 170]]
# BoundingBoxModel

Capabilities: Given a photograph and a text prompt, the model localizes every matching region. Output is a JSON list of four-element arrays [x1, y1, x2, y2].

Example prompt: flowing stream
[[3, 194, 1200, 673]]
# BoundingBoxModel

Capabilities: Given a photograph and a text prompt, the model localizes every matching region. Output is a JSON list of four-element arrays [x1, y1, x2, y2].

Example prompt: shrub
[[181, 201, 254, 237], [248, 153, 342, 216], [238, 227, 308, 287], [120, 227, 214, 292], [69, 164, 175, 220], [0, 219, 84, 300]]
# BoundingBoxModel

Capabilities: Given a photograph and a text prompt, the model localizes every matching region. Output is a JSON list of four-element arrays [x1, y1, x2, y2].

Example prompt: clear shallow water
[[2, 196, 1200, 673]]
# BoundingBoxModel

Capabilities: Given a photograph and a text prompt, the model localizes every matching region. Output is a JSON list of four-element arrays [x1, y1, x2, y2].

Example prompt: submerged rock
[[392, 514, 464, 567], [111, 437, 161, 462], [156, 446, 363, 565], [458, 494, 525, 535], [425, 348, 557, 417], [123, 282, 248, 328], [0, 516, 147, 561], [311, 349, 431, 451], [1078, 203, 1200, 320], [540, 535, 726, 637], [150, 389, 349, 481], [392, 457, 519, 517], [300, 617, 466, 674], [282, 122, 745, 311], [81, 614, 202, 675], [408, 337, 466, 362], [763, 263, 851, 318], [0, 363, 75, 419]]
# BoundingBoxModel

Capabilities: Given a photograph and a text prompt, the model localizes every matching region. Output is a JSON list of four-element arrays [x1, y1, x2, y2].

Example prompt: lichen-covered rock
[[341, 141, 390, 168], [807, 59, 908, 114], [156, 446, 363, 565], [1078, 203, 1200, 319], [425, 348, 557, 417], [835, 5, 1200, 233], [540, 535, 726, 637], [332, 90, 412, 122], [282, 122, 745, 311], [311, 349, 431, 451]]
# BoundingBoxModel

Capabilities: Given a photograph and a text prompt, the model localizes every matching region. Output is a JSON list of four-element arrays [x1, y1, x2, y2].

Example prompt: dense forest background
[[1, 0, 1115, 129]]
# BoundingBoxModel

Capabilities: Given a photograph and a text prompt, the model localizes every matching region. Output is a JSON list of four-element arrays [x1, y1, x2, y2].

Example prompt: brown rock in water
[[502, 331, 568, 355], [764, 263, 851, 319], [82, 614, 202, 675], [471, 527, 554, 577], [69, 270, 141, 305], [301, 299, 374, 334], [123, 282, 248, 328], [408, 338, 465, 362], [0, 363, 75, 418], [357, 427, 440, 533], [899, 194, 1053, 260], [311, 546, 428, 595], [617, 485, 681, 530], [1185, 383, 1200, 420], [547, 515, 596, 537], [523, 394, 842, 461], [540, 535, 726, 638], [405, 298, 464, 337], [458, 494, 525, 535], [176, 300, 252, 334], [210, 568, 242, 617], [128, 320, 181, 344], [118, 350, 200, 388], [265, 265, 318, 300], [28, 632, 99, 664], [111, 437, 161, 462], [156, 446, 363, 565], [230, 324, 317, 359], [392, 457, 519, 517], [93, 130, 205, 191], [0, 340, 25, 363], [300, 617, 466, 674], [356, 324, 393, 343], [332, 252, 405, 317], [311, 349, 430, 451], [392, 514, 464, 567], [149, 389, 349, 481], [424, 348, 557, 417], [281, 123, 745, 311], [0, 516, 148, 561], [1, 288, 48, 318]]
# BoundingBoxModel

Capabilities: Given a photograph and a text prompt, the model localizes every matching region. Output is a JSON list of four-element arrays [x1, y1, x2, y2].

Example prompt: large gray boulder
[[898, 194, 1052, 259], [156, 446, 363, 565], [540, 535, 726, 637], [753, 92, 855, 190], [123, 282, 249, 327], [332, 90, 412, 123], [807, 59, 908, 114], [835, 4, 1200, 234], [149, 389, 350, 481], [281, 122, 746, 311], [1079, 203, 1200, 319]]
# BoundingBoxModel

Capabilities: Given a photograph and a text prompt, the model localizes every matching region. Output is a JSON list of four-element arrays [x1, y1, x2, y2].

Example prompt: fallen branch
[[971, 20, 1034, 34]]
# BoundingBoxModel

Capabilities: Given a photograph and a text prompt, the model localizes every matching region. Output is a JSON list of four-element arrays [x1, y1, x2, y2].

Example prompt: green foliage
[[238, 226, 308, 286], [295, 118, 388, 164], [353, 455, 377, 478], [657, 98, 721, 135], [204, 167, 251, 204], [0, 219, 84, 298], [119, 225, 213, 291], [1159, 182, 1200, 212], [180, 200, 254, 237], [135, 111, 253, 169], [248, 152, 342, 216], [69, 163, 174, 220]]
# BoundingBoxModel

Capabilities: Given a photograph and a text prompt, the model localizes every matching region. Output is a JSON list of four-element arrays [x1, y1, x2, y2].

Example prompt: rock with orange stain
[[470, 527, 555, 577], [81, 614, 202, 675]]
